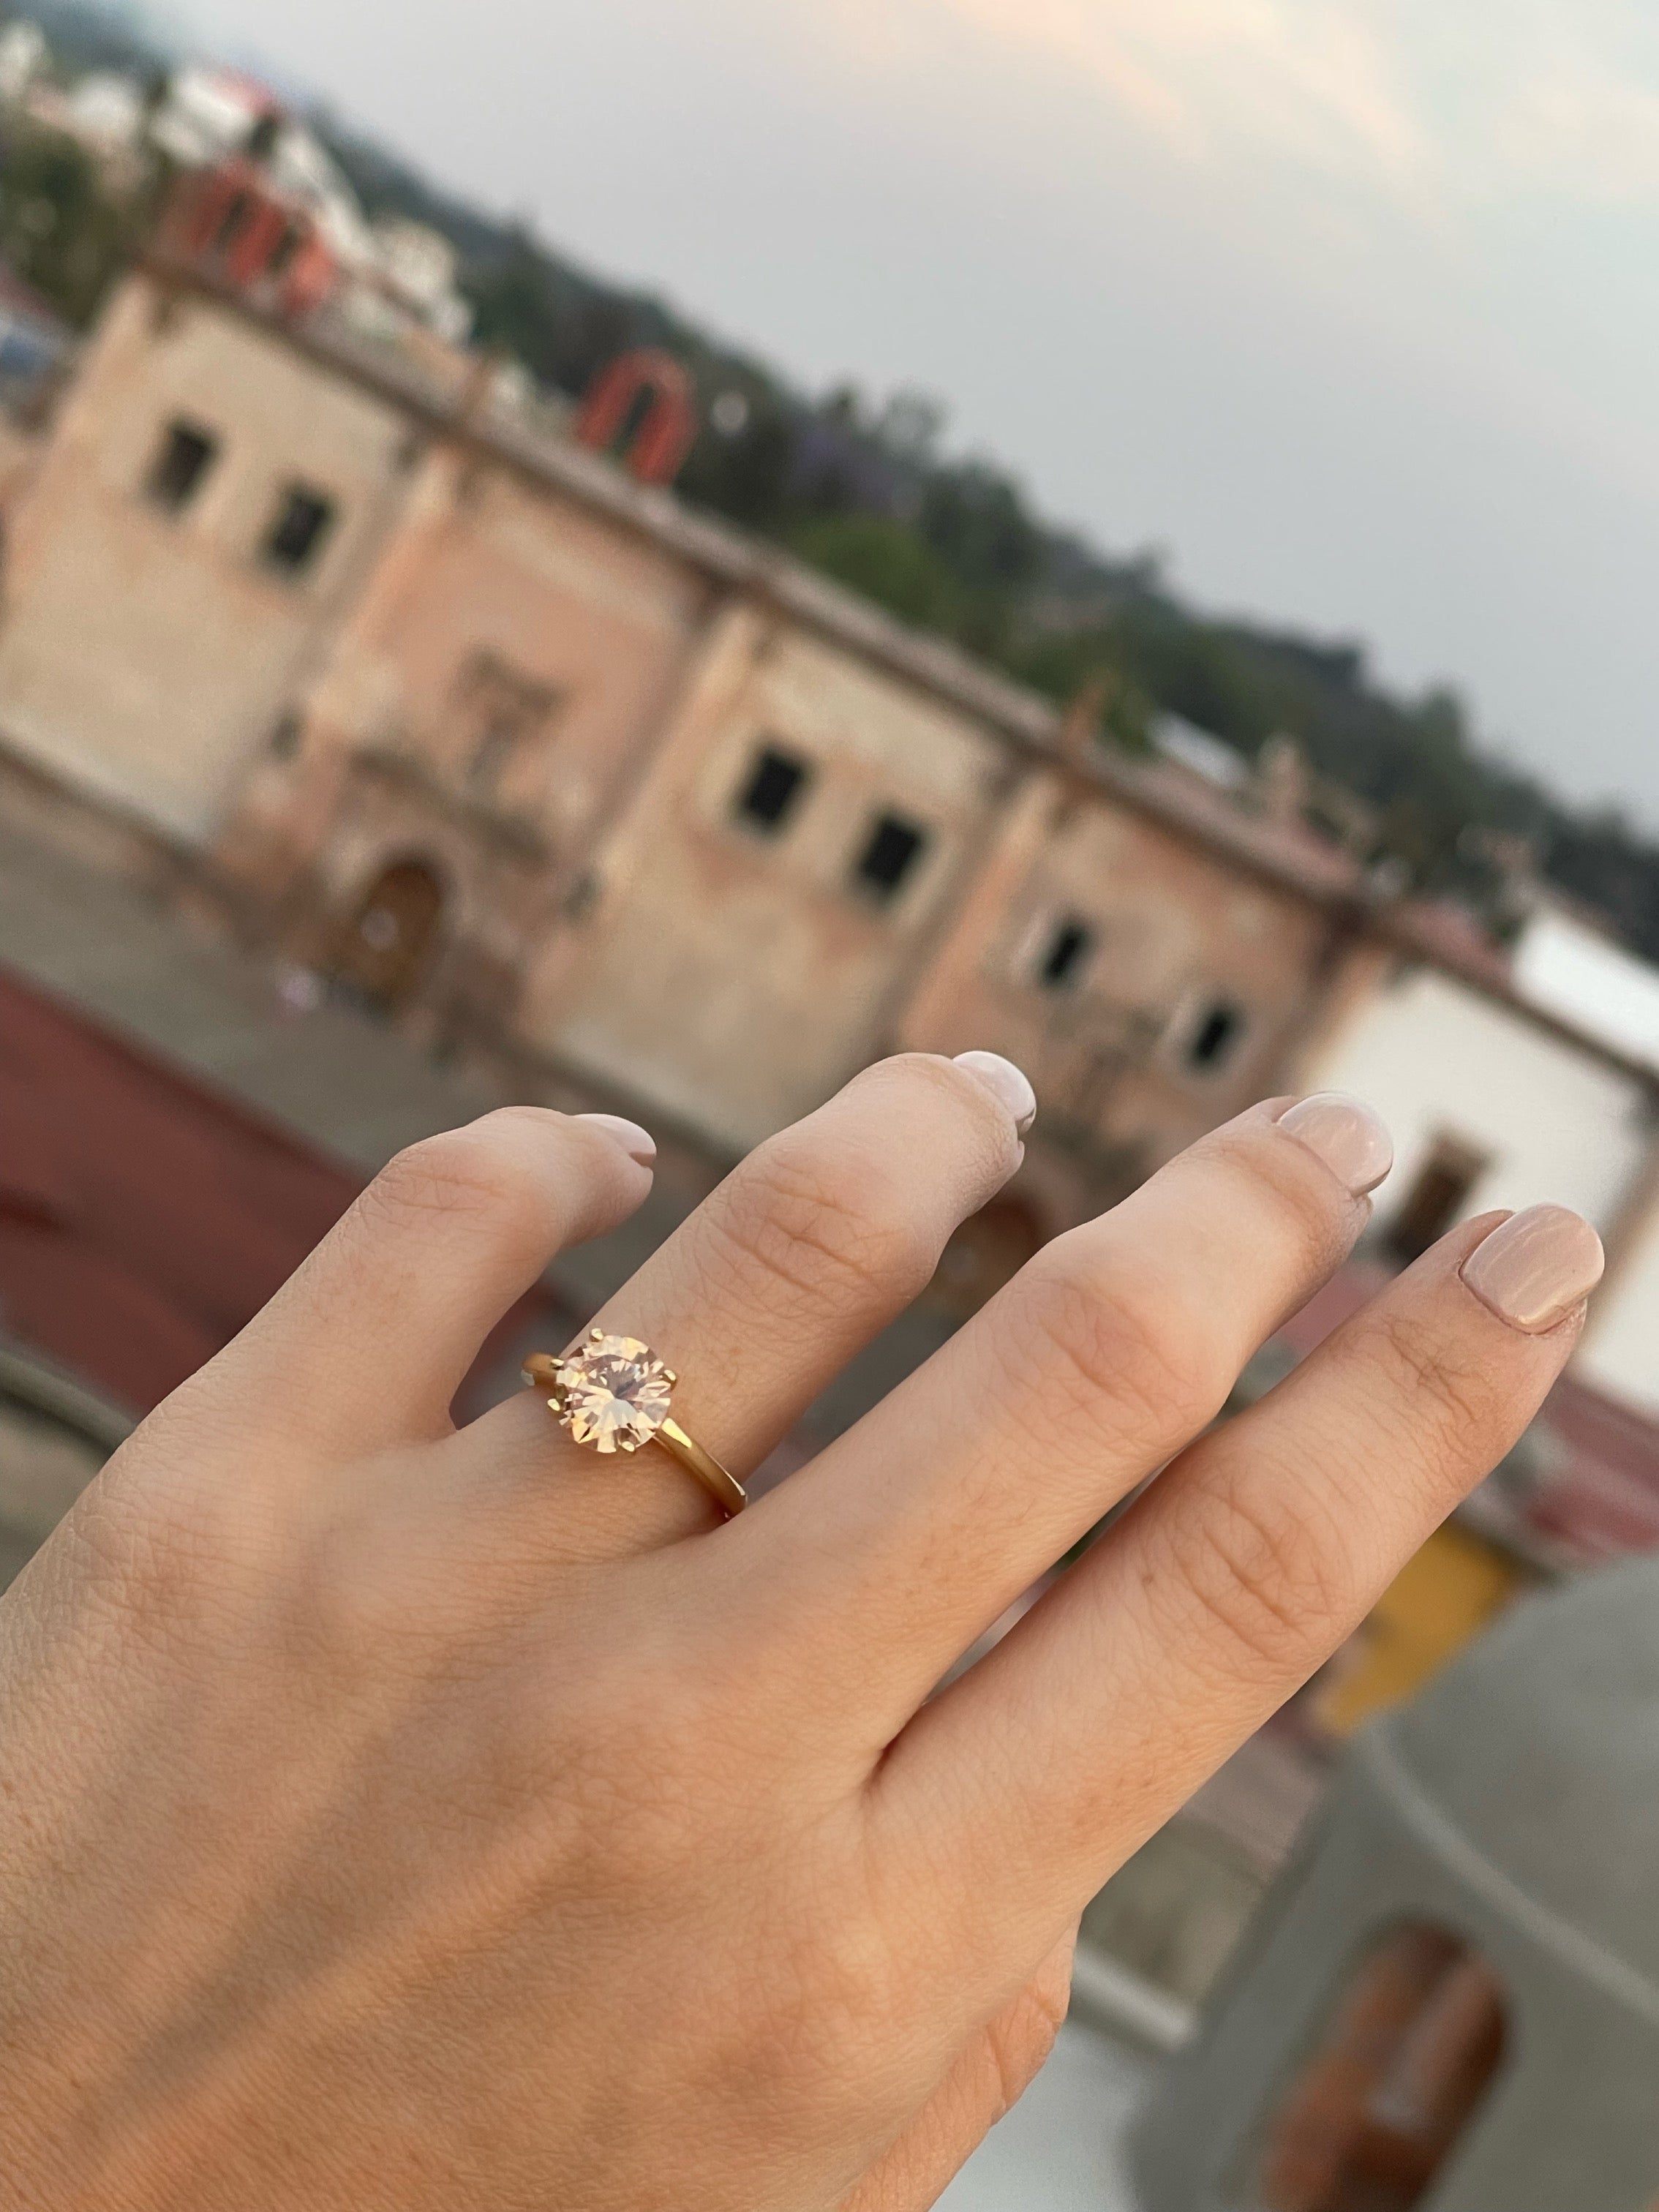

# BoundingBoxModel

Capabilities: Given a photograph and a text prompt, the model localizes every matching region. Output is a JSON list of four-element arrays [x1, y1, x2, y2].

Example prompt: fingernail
[[1460, 1204, 1604, 1334], [574, 1113, 656, 1166], [1277, 1092, 1393, 1197], [952, 1050, 1037, 1135]]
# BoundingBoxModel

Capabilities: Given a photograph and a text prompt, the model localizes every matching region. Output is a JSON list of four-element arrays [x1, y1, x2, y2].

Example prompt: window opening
[[469, 715, 519, 797], [1038, 917, 1094, 990], [853, 812, 928, 901], [211, 187, 255, 254], [261, 484, 336, 576], [1254, 1923, 1508, 2212], [265, 222, 304, 279], [1385, 1135, 1489, 1265], [450, 649, 560, 802], [146, 420, 218, 513], [734, 744, 810, 834], [1187, 999, 1244, 1071]]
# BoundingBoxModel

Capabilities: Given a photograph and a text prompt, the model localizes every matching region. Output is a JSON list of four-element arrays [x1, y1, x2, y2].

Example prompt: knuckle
[[358, 1121, 541, 1238], [753, 1900, 906, 2088], [796, 1911, 903, 2042], [1371, 1307, 1505, 1486], [538, 1650, 757, 1860], [1015, 1237, 1233, 1450], [982, 1975, 1069, 2118], [1203, 1116, 1354, 1264], [708, 1129, 931, 1314], [297, 1509, 437, 1678], [1156, 1471, 1350, 1679]]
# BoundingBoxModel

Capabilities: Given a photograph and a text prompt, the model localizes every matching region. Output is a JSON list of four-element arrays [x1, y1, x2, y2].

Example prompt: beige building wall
[[0, 271, 413, 843], [894, 772, 1342, 1175], [296, 448, 715, 849], [531, 606, 1011, 1150], [220, 443, 720, 1009]]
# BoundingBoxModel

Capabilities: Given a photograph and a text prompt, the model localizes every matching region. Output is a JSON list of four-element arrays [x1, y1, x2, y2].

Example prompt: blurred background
[[1, 4, 1657, 2205]]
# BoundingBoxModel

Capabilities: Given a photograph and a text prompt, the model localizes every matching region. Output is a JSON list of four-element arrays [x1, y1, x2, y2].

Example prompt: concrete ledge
[[1069, 1945, 1197, 2055], [0, 1339, 135, 1448]]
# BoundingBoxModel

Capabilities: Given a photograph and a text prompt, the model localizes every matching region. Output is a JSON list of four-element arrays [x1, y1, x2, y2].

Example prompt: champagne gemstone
[[554, 1333, 673, 1453]]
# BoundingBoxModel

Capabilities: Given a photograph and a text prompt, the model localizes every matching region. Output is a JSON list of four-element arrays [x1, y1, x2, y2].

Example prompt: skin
[[0, 1056, 1590, 2211]]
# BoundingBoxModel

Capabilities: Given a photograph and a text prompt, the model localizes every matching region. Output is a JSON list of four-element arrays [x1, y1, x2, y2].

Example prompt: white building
[[1512, 903, 1659, 1072], [149, 67, 473, 342], [0, 20, 45, 106], [1302, 908, 1659, 1420]]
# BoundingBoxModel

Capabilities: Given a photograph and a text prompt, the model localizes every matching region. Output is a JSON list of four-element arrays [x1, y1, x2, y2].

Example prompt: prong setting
[[543, 1332, 674, 1454]]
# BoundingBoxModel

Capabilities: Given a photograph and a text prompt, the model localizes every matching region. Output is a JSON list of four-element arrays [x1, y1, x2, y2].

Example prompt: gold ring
[[522, 1330, 747, 1519]]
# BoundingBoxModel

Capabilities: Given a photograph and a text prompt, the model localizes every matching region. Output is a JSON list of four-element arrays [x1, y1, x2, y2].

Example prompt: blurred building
[[0, 227, 1374, 1201], [148, 67, 475, 344], [1134, 1558, 1659, 2211]]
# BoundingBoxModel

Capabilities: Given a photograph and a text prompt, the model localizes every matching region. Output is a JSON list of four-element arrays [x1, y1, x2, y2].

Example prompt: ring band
[[522, 1331, 747, 1519]]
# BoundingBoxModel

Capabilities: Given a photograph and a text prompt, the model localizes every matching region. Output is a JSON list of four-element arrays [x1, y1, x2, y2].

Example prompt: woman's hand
[[0, 1056, 1602, 2211]]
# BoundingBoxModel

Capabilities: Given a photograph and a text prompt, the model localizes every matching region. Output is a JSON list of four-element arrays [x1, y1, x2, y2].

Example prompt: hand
[[0, 1058, 1601, 2211]]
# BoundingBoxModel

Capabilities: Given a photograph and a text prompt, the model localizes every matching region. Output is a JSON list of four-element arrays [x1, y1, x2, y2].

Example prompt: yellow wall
[[1317, 1522, 1532, 1736]]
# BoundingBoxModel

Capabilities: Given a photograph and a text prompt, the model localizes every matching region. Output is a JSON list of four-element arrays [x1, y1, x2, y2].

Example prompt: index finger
[[138, 1109, 655, 1465]]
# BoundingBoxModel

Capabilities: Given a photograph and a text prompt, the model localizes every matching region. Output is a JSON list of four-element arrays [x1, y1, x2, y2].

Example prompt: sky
[[168, 0, 1659, 824]]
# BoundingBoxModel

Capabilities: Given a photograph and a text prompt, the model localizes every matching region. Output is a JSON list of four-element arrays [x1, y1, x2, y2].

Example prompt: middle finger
[[740, 1092, 1393, 1729]]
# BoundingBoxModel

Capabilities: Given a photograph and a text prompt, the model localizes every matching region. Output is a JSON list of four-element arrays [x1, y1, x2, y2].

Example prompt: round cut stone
[[553, 1333, 673, 1453]]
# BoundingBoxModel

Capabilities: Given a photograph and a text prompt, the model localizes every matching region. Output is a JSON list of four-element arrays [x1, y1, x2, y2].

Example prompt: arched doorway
[[1254, 1922, 1508, 2211], [330, 858, 446, 1010]]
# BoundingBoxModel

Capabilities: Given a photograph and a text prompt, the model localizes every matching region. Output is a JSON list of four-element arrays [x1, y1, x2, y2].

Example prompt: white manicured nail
[[1277, 1093, 1393, 1197], [952, 1051, 1037, 1135], [1461, 1205, 1604, 1333]]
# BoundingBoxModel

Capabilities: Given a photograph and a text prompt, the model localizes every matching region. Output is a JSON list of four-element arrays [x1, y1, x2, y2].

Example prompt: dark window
[[261, 485, 336, 576], [146, 420, 218, 513], [266, 221, 304, 279], [469, 716, 520, 797], [853, 811, 928, 901], [1038, 917, 1094, 989], [451, 648, 560, 802], [211, 187, 256, 254], [1187, 999, 1245, 1071], [1253, 1924, 1507, 2212], [734, 744, 810, 833], [1385, 1136, 1488, 1264]]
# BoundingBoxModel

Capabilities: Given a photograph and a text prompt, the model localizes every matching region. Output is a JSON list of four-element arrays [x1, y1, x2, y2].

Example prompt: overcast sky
[[170, 0, 1659, 824]]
